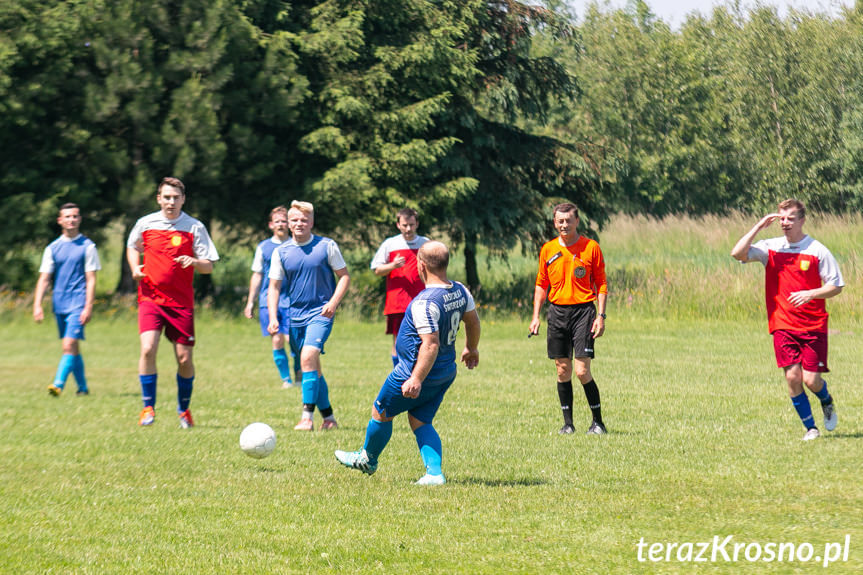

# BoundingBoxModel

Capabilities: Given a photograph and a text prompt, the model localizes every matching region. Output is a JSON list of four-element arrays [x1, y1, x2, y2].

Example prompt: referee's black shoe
[[586, 420, 607, 435]]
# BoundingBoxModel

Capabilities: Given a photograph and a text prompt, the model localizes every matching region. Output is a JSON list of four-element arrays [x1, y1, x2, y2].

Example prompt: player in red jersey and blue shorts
[[126, 177, 219, 429], [732, 199, 844, 440], [370, 208, 428, 366]]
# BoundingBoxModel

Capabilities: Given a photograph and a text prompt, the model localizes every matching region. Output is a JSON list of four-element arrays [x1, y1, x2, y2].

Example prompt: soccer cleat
[[75, 389, 89, 396], [294, 418, 314, 431], [802, 427, 821, 441], [48, 384, 63, 396], [414, 473, 446, 486], [558, 424, 575, 435], [139, 406, 156, 426], [281, 378, 295, 389], [334, 449, 377, 475], [320, 418, 338, 431], [178, 409, 194, 429], [586, 420, 607, 435], [822, 402, 837, 432]]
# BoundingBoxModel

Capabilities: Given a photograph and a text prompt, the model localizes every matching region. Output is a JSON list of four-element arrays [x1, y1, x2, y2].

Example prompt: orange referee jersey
[[536, 235, 607, 305]]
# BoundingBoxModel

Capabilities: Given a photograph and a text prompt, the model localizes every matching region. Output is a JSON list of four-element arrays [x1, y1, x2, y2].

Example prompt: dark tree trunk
[[464, 233, 481, 296]]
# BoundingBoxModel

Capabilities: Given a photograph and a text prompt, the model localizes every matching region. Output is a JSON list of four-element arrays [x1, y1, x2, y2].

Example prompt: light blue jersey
[[392, 281, 475, 386], [252, 237, 290, 309], [39, 235, 101, 315], [269, 234, 346, 327]]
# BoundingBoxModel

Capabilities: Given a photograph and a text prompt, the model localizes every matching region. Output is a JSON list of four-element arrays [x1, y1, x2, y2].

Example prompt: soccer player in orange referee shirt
[[530, 203, 608, 435]]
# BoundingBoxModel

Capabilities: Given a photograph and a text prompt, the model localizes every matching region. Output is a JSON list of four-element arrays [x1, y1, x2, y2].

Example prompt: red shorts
[[772, 330, 829, 372], [386, 313, 405, 335], [139, 300, 196, 346]]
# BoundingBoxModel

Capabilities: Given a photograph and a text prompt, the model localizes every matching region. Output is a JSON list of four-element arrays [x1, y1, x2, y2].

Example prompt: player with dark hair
[[244, 205, 300, 388], [731, 199, 843, 440], [529, 202, 609, 435], [268, 201, 350, 431], [34, 203, 101, 396], [335, 240, 481, 485], [126, 177, 219, 428], [370, 207, 429, 366]]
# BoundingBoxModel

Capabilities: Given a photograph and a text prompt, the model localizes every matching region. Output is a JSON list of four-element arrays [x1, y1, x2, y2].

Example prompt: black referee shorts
[[546, 302, 596, 360]]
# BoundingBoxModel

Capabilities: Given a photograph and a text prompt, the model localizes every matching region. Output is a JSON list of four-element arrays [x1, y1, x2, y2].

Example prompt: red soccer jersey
[[127, 212, 219, 309], [370, 234, 428, 315], [750, 235, 844, 333]]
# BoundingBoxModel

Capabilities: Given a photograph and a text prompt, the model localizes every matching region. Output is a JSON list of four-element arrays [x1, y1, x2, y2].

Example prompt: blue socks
[[363, 419, 393, 465], [140, 374, 157, 408], [301, 371, 318, 406], [316, 374, 331, 411], [814, 380, 832, 404], [177, 374, 194, 412], [414, 424, 443, 476], [53, 354, 75, 388], [791, 392, 815, 429], [71, 354, 87, 392], [273, 349, 292, 383]]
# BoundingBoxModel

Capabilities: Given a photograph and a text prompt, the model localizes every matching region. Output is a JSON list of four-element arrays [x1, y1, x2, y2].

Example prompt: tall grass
[[6, 213, 862, 322]]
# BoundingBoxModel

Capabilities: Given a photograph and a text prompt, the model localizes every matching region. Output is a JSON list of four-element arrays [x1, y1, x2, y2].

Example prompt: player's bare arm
[[321, 267, 350, 318], [461, 309, 481, 369], [591, 292, 608, 338], [788, 284, 843, 307], [244, 272, 263, 319], [80, 270, 97, 325], [373, 255, 406, 277], [731, 213, 779, 262], [267, 278, 282, 334], [402, 331, 440, 398], [126, 246, 146, 280], [175, 255, 213, 274], [33, 272, 51, 322], [529, 285, 547, 335]]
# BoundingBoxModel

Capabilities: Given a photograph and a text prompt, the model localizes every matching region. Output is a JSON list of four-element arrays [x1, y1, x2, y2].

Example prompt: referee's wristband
[[599, 313, 607, 319]]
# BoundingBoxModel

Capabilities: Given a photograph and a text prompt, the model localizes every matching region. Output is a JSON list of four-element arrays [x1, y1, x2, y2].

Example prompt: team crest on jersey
[[171, 235, 182, 247], [573, 266, 587, 279], [800, 260, 810, 271]]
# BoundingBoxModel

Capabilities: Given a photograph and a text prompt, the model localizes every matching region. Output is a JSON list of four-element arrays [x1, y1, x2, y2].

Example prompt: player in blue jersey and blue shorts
[[244, 206, 300, 388], [34, 203, 102, 396], [335, 241, 481, 485], [268, 201, 351, 431]]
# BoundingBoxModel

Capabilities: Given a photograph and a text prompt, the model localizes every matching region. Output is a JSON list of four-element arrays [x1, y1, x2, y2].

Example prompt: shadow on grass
[[455, 476, 548, 487], [825, 431, 863, 439]]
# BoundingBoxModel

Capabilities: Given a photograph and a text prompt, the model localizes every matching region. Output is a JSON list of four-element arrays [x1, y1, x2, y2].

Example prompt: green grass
[[2, 312, 862, 573]]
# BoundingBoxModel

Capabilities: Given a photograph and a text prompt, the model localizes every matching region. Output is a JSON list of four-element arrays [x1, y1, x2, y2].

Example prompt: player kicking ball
[[335, 241, 481, 485]]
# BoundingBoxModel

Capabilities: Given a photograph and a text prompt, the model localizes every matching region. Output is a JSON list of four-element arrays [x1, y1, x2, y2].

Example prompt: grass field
[[2, 311, 861, 574]]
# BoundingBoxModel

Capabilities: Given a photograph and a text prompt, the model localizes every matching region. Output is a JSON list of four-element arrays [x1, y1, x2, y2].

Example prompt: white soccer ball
[[239, 422, 276, 459]]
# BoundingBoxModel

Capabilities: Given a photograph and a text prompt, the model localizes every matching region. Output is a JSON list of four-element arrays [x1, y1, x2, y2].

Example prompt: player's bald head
[[418, 241, 449, 274]]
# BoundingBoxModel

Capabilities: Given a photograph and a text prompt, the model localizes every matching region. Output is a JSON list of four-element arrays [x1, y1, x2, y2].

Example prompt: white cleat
[[414, 473, 446, 486], [802, 428, 821, 441], [822, 402, 837, 432]]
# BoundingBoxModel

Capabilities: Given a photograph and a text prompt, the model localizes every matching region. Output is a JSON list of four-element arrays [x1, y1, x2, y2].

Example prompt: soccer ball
[[239, 422, 276, 459]]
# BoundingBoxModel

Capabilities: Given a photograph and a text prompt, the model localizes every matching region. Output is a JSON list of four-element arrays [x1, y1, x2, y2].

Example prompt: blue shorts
[[289, 315, 333, 357], [259, 306, 291, 337], [55, 312, 85, 340], [373, 372, 455, 424]]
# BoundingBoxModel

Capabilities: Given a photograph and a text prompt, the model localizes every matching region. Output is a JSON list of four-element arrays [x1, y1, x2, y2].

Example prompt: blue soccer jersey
[[269, 235, 347, 326], [39, 235, 101, 314], [252, 238, 290, 309], [392, 281, 475, 386]]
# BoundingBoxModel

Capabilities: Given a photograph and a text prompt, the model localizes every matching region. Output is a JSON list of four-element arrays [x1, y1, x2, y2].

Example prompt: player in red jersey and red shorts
[[126, 177, 219, 429], [370, 208, 428, 366], [732, 199, 844, 440]]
